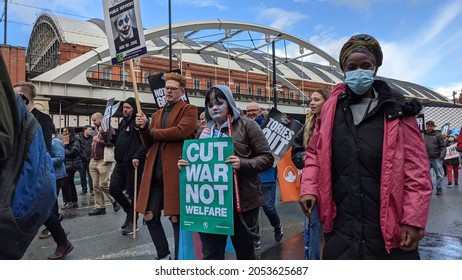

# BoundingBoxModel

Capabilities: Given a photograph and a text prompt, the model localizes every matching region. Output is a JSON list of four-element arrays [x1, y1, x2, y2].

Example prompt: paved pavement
[[22, 173, 462, 260]]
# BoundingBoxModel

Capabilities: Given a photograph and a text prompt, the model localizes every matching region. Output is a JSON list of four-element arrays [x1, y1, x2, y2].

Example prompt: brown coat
[[136, 100, 198, 216]]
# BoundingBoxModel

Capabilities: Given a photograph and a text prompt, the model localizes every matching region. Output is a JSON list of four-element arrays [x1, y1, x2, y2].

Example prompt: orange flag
[[276, 147, 302, 202]]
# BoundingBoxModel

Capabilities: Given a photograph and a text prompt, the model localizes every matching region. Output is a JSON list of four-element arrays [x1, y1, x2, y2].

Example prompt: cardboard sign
[[102, 0, 147, 64], [147, 71, 189, 109], [260, 108, 303, 162], [441, 123, 450, 135], [445, 144, 459, 160], [102, 98, 120, 132], [416, 114, 425, 133], [180, 137, 234, 235]]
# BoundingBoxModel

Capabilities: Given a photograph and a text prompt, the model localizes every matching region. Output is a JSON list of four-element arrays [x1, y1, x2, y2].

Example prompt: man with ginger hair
[[135, 72, 197, 260]]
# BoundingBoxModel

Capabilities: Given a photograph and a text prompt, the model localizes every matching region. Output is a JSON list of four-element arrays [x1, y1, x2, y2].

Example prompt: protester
[[78, 125, 94, 195], [197, 111, 206, 136], [61, 127, 81, 209], [109, 97, 146, 235], [13, 82, 53, 153], [423, 121, 446, 195], [245, 101, 283, 249], [444, 134, 459, 187], [299, 34, 432, 259], [135, 72, 198, 260], [88, 112, 120, 216], [292, 89, 329, 260], [44, 126, 73, 259], [12, 81, 73, 259], [178, 85, 274, 259], [13, 83, 58, 223]]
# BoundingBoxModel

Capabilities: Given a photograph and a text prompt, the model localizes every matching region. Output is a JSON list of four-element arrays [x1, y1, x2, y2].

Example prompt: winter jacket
[[300, 82, 432, 257], [291, 123, 307, 169], [65, 138, 82, 171], [423, 130, 446, 159], [199, 85, 274, 212], [114, 115, 147, 166], [78, 133, 92, 162], [31, 108, 53, 154], [51, 137, 66, 180]]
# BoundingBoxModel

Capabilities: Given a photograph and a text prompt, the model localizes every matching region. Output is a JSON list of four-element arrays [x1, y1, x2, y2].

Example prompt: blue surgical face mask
[[345, 69, 375, 95]]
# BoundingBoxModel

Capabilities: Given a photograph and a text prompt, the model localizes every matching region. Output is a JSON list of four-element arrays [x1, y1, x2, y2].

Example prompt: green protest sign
[[180, 137, 234, 235]]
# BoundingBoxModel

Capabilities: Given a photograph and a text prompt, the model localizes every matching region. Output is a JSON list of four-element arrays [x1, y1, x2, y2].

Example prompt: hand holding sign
[[225, 155, 240, 170], [135, 112, 148, 129], [178, 159, 190, 171]]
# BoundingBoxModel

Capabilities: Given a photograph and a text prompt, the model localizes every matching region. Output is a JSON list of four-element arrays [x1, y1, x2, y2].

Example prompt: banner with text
[[416, 114, 425, 133], [260, 108, 303, 163], [180, 137, 234, 235], [445, 144, 459, 160], [103, 0, 147, 64], [102, 98, 121, 132], [147, 71, 189, 109], [441, 123, 450, 135]]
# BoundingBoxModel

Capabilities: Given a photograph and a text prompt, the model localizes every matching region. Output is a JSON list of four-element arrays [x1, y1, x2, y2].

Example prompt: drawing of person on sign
[[112, 8, 140, 54]]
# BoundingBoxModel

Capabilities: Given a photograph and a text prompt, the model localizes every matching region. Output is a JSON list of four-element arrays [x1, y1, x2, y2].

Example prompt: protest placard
[[102, 0, 147, 64], [180, 137, 234, 235], [102, 98, 120, 132], [260, 108, 303, 162], [147, 72, 189, 109]]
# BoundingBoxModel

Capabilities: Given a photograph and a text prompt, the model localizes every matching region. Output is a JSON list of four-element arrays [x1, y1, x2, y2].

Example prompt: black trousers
[[43, 178, 68, 246], [144, 178, 179, 260], [109, 163, 143, 215], [199, 207, 259, 260], [62, 169, 77, 203]]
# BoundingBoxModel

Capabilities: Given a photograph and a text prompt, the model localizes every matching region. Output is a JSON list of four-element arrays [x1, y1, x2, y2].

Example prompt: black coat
[[113, 115, 147, 166], [65, 138, 82, 171], [31, 108, 53, 154]]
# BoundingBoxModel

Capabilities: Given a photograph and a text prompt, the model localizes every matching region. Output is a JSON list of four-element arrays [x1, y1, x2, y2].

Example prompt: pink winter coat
[[300, 83, 432, 252]]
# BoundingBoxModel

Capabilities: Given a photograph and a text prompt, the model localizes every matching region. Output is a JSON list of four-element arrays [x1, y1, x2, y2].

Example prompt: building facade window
[[102, 68, 112, 80], [206, 81, 213, 89], [143, 72, 150, 84], [236, 85, 241, 94], [280, 90, 285, 99], [289, 91, 294, 100], [247, 86, 252, 95], [120, 70, 128, 82], [194, 79, 200, 90], [257, 88, 262, 96]]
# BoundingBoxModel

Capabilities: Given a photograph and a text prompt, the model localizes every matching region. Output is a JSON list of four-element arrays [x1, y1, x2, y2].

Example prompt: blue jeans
[[260, 182, 281, 227], [305, 204, 321, 260], [429, 158, 444, 189]]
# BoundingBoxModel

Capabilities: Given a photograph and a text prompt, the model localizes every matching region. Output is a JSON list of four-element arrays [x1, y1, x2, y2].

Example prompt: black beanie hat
[[124, 97, 137, 113]]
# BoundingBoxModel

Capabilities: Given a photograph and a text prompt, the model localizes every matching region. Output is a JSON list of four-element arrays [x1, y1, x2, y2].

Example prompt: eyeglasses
[[165, 86, 181, 92]]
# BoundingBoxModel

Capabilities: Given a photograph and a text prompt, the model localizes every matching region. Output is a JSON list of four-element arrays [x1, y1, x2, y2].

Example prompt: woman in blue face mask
[[299, 34, 432, 260]]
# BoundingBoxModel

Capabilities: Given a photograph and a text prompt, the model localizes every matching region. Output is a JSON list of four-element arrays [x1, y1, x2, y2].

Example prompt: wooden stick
[[227, 115, 241, 212], [133, 166, 138, 240], [129, 59, 142, 114]]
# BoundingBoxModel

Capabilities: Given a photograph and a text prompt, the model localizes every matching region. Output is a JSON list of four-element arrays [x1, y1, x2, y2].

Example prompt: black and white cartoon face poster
[[103, 0, 147, 64]]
